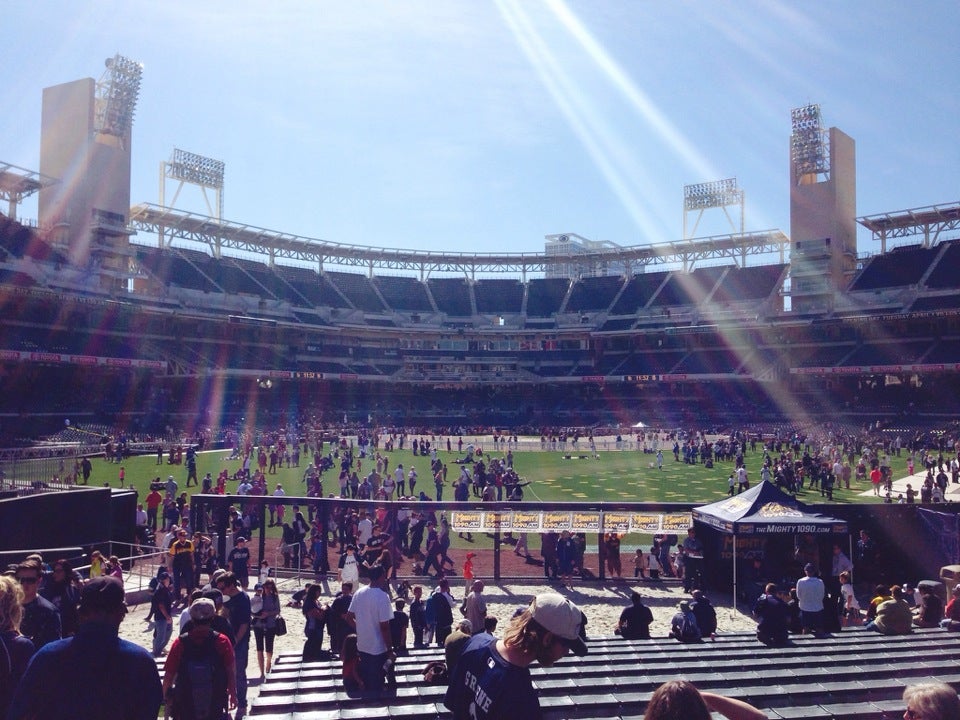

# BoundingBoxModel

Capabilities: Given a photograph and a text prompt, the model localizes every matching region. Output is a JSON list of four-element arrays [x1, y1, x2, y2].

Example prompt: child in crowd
[[839, 570, 860, 626], [633, 548, 645, 578], [89, 550, 105, 579], [462, 552, 476, 598], [340, 634, 364, 693], [259, 558, 272, 585], [409, 585, 427, 648], [646, 546, 662, 580], [390, 599, 409, 656]]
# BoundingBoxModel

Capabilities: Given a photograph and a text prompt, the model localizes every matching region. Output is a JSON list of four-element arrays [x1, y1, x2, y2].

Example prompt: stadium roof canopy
[[128, 202, 788, 278], [858, 201, 960, 252], [0, 161, 57, 221]]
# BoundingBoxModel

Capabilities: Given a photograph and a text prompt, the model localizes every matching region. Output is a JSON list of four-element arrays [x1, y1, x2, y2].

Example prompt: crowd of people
[[3, 540, 960, 720], [4, 421, 960, 719]]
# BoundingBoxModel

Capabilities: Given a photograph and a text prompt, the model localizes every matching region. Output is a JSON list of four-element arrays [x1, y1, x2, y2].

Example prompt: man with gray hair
[[461, 580, 487, 635], [444, 618, 473, 673], [902, 682, 960, 720]]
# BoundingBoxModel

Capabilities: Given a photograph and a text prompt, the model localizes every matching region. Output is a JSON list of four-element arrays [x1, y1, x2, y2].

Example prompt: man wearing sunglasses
[[16, 561, 61, 650]]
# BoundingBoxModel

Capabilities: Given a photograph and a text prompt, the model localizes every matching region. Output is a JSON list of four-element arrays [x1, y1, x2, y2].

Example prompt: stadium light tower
[[791, 103, 829, 185], [682, 177, 744, 240], [159, 148, 226, 248], [94, 54, 143, 144], [788, 103, 856, 314]]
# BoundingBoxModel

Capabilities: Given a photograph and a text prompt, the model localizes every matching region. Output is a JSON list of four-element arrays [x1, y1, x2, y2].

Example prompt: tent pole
[[849, 533, 854, 583], [732, 534, 738, 619]]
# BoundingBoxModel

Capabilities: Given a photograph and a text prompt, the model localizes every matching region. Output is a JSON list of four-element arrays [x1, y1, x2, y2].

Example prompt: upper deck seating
[[649, 265, 727, 308], [712, 264, 786, 303], [428, 277, 473, 316], [925, 240, 960, 289], [211, 258, 264, 296], [474, 278, 524, 314], [850, 244, 939, 291], [375, 275, 433, 312], [276, 266, 349, 308], [610, 271, 669, 314], [565, 275, 625, 312], [327, 272, 385, 312], [526, 278, 570, 317]]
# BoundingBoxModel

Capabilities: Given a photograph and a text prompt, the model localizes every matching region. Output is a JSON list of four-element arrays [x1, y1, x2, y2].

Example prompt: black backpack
[[172, 630, 229, 720]]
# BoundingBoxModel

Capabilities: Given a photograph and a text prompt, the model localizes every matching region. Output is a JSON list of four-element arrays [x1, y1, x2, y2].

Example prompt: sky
[[2, 1, 958, 260]]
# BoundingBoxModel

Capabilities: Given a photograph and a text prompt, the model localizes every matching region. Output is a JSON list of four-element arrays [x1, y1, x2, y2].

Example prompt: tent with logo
[[692, 480, 848, 606]]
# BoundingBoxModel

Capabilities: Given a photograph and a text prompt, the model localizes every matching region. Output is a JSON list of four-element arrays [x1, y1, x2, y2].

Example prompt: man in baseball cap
[[528, 592, 588, 656], [79, 575, 128, 614], [445, 592, 586, 719], [9, 576, 163, 719], [163, 597, 237, 717]]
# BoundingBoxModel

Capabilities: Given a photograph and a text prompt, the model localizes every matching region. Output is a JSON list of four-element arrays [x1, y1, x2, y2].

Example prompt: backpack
[[677, 613, 701, 642], [424, 591, 437, 619], [172, 630, 228, 720]]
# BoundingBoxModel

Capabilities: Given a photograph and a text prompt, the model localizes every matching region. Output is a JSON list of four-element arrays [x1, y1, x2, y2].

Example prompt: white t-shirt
[[340, 553, 360, 584], [348, 584, 393, 655], [841, 582, 860, 610], [796, 575, 825, 612], [358, 517, 373, 546]]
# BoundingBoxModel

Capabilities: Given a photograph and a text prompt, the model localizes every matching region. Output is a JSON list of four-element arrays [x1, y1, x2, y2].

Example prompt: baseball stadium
[[2, 44, 960, 720]]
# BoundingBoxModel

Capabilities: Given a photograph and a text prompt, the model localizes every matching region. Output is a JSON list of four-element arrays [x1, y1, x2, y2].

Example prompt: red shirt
[[146, 490, 163, 510], [166, 628, 235, 681]]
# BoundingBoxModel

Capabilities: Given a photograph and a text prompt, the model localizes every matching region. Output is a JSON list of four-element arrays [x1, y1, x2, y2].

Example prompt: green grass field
[[108, 441, 898, 515], [101, 442, 906, 561]]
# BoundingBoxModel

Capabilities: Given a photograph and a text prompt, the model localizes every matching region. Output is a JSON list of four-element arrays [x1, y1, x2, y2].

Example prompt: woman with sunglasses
[[903, 683, 960, 720], [251, 579, 282, 679], [39, 559, 80, 637]]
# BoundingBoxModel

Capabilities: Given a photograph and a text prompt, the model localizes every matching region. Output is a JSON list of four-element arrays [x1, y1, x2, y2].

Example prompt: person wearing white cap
[[162, 598, 237, 719], [444, 592, 586, 720]]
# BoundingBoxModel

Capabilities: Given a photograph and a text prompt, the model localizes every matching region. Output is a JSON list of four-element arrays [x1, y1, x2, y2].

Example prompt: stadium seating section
[[248, 627, 960, 720], [2, 213, 960, 441]]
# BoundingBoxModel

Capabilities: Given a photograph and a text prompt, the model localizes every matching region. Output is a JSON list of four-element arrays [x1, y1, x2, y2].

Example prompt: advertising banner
[[448, 509, 692, 534]]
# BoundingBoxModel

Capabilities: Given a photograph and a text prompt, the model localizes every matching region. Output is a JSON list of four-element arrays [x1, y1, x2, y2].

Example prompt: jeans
[[358, 651, 387, 693], [152, 617, 172, 656], [235, 636, 250, 708]]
